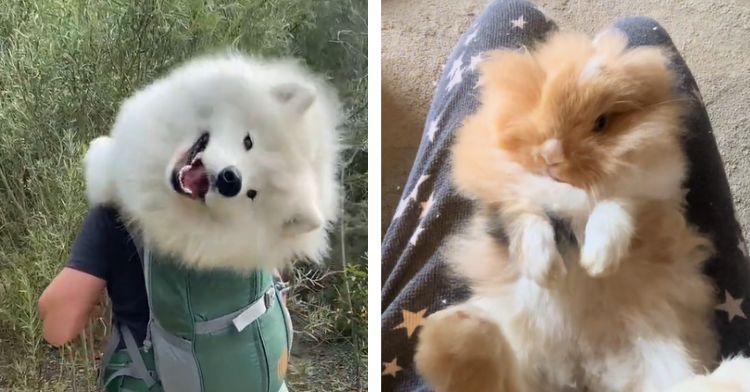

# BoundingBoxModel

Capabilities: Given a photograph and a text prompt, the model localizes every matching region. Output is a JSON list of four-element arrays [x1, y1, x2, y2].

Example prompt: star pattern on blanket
[[382, 357, 403, 378], [408, 174, 431, 202], [408, 174, 438, 247], [446, 53, 466, 92], [716, 290, 747, 322], [409, 226, 425, 246], [392, 197, 409, 221], [393, 308, 428, 338], [511, 15, 527, 29], [419, 192, 435, 220], [392, 174, 432, 222], [464, 28, 479, 46], [426, 109, 445, 143]]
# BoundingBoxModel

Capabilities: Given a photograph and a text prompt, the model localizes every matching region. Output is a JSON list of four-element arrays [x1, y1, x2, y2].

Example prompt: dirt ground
[[382, 0, 750, 240]]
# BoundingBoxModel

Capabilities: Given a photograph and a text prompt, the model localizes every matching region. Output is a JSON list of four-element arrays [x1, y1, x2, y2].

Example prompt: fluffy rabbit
[[415, 30, 748, 391]]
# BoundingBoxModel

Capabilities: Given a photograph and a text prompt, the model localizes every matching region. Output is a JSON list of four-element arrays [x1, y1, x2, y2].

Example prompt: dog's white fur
[[85, 54, 341, 271]]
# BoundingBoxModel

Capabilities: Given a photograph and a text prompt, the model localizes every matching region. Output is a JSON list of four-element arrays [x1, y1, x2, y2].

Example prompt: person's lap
[[381, 1, 750, 390]]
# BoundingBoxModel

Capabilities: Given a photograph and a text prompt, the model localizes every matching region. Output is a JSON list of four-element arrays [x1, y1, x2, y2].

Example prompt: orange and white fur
[[415, 30, 750, 391]]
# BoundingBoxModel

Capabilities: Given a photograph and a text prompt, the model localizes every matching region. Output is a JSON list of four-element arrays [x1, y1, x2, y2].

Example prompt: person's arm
[[38, 206, 120, 347], [38, 267, 105, 347]]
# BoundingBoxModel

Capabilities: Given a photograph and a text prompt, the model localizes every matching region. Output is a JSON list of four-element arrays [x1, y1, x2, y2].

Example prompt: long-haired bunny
[[414, 30, 750, 391]]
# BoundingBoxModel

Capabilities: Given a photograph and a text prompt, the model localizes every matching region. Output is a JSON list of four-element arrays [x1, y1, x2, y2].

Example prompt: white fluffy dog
[[85, 54, 341, 271]]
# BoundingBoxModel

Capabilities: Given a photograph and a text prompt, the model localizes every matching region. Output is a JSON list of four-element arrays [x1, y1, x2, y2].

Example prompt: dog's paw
[[581, 201, 633, 278], [514, 215, 566, 288], [415, 307, 514, 392]]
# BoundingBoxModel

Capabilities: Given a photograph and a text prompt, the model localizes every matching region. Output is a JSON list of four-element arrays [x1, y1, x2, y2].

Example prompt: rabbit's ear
[[592, 28, 629, 57], [271, 83, 315, 116], [579, 29, 629, 84]]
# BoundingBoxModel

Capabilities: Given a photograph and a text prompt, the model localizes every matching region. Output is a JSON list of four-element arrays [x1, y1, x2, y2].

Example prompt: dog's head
[[165, 70, 324, 235], [105, 55, 341, 271]]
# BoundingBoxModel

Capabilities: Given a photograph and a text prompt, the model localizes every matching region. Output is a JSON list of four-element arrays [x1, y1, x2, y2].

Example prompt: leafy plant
[[0, 0, 367, 390]]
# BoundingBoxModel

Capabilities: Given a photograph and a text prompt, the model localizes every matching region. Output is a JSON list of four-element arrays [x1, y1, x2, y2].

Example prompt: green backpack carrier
[[101, 246, 293, 392]]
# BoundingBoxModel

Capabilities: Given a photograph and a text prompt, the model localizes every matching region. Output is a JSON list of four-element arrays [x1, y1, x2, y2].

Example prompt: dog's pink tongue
[[182, 164, 209, 199]]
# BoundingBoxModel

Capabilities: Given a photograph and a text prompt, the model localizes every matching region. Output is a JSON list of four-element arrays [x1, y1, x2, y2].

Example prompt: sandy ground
[[382, 0, 750, 240]]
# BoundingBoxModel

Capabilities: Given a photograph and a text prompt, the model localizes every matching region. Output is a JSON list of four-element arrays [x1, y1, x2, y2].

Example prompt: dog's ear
[[283, 200, 323, 236], [271, 83, 315, 116]]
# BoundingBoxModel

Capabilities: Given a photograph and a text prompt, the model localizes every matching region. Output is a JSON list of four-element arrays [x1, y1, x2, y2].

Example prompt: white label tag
[[232, 289, 274, 332]]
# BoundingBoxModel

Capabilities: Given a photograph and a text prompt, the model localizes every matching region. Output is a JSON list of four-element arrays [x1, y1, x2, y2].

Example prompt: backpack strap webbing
[[101, 323, 158, 389], [194, 286, 276, 334], [99, 322, 121, 385]]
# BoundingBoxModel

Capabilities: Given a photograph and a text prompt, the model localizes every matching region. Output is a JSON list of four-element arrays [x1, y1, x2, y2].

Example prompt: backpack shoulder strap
[[100, 323, 159, 389], [121, 220, 153, 311], [121, 221, 155, 350]]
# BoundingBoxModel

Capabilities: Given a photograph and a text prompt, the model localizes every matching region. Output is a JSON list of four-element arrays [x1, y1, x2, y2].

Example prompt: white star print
[[511, 15, 527, 29], [392, 197, 410, 221], [408, 174, 431, 201], [409, 226, 425, 246], [426, 117, 439, 143], [406, 189, 417, 202], [464, 29, 479, 46], [446, 55, 465, 92], [715, 290, 747, 322], [419, 192, 435, 220], [448, 53, 464, 75], [447, 70, 463, 91], [426, 110, 445, 143], [469, 53, 483, 72]]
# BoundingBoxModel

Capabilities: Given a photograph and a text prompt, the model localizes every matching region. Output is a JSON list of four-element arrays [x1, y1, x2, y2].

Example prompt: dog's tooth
[[178, 165, 193, 194]]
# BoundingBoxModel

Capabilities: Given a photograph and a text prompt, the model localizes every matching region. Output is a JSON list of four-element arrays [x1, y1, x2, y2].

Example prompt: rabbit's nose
[[541, 138, 564, 166]]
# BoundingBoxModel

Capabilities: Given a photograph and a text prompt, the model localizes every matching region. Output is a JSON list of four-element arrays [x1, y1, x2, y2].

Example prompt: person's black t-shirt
[[67, 206, 149, 345]]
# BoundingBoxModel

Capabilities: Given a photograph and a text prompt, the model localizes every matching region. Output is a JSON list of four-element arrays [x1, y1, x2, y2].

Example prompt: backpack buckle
[[264, 288, 275, 310]]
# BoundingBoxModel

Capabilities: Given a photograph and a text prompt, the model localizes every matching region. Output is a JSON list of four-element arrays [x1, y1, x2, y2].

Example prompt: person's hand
[[38, 267, 105, 347]]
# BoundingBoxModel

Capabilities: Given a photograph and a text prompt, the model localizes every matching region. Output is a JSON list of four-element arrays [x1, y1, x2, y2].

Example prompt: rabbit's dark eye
[[243, 134, 253, 151], [593, 115, 608, 133]]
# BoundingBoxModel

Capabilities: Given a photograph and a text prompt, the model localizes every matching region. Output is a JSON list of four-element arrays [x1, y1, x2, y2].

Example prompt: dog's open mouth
[[171, 132, 210, 201]]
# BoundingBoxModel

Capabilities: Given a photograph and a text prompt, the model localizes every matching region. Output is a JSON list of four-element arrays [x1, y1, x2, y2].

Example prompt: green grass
[[0, 0, 367, 390]]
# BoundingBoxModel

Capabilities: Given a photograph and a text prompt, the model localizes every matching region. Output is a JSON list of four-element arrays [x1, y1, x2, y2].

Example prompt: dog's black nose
[[216, 166, 242, 197]]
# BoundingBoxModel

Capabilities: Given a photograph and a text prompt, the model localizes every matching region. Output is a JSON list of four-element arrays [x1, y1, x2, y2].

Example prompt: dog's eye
[[593, 115, 608, 133], [243, 134, 253, 151]]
